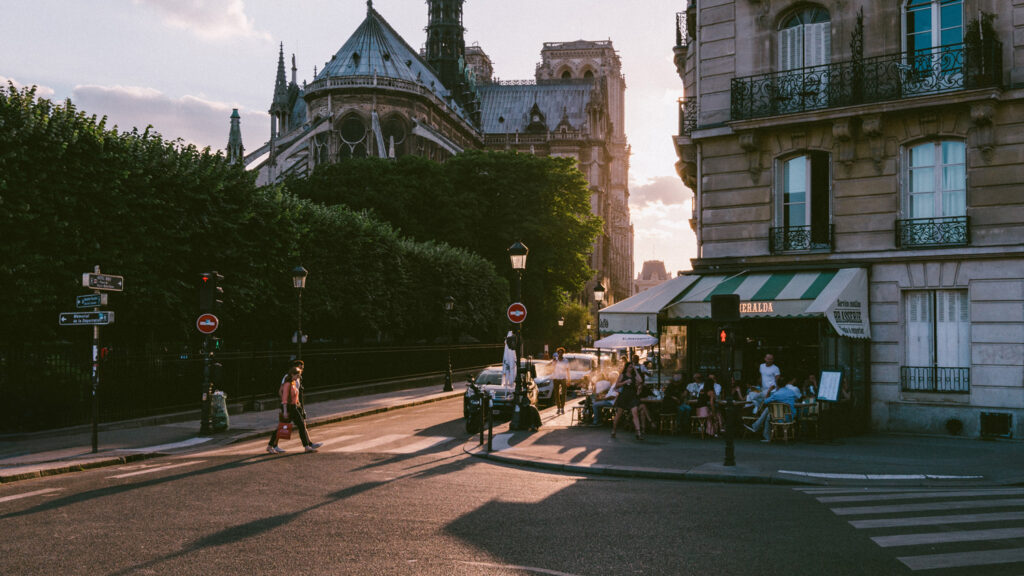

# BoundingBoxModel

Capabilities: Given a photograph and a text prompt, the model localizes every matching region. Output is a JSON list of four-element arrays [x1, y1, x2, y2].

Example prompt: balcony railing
[[678, 96, 697, 136], [731, 41, 1002, 121], [769, 225, 833, 253], [896, 216, 969, 248], [901, 366, 970, 393]]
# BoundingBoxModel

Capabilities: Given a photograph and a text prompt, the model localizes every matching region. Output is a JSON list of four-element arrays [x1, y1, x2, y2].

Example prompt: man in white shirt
[[686, 373, 704, 399], [759, 354, 781, 394]]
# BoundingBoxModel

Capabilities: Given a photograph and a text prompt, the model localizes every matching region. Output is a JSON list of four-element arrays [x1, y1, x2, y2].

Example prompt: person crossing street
[[267, 366, 322, 454]]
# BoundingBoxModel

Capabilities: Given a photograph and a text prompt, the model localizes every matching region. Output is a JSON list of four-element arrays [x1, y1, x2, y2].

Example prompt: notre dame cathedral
[[228, 0, 633, 302]]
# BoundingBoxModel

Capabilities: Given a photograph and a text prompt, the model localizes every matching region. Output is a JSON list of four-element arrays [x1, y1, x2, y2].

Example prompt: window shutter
[[936, 290, 969, 368], [780, 27, 803, 70], [906, 292, 934, 367]]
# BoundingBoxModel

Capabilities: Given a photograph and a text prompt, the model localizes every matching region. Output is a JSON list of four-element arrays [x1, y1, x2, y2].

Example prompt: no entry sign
[[196, 313, 220, 334], [507, 302, 527, 324]]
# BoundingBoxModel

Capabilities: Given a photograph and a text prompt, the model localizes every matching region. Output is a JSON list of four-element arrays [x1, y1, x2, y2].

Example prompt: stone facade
[[674, 0, 1024, 438], [635, 260, 672, 294]]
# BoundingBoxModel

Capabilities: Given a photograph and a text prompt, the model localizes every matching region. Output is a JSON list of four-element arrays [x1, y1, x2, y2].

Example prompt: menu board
[[818, 371, 842, 402]]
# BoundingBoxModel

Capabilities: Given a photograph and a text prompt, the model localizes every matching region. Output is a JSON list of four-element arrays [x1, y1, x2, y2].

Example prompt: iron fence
[[678, 96, 697, 136], [731, 41, 1002, 122], [0, 342, 502, 432], [901, 365, 970, 393], [769, 225, 834, 253], [896, 216, 969, 248]]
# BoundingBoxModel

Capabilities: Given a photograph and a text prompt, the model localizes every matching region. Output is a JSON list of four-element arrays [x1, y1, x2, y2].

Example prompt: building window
[[771, 152, 832, 252], [897, 140, 968, 247], [779, 7, 830, 71], [905, 0, 963, 54], [902, 290, 970, 393]]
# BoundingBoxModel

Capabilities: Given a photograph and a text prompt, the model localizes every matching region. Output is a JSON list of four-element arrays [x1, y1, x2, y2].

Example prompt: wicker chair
[[768, 402, 796, 443]]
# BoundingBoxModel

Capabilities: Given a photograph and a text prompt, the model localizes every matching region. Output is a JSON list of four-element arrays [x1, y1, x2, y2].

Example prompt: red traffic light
[[719, 329, 727, 343]]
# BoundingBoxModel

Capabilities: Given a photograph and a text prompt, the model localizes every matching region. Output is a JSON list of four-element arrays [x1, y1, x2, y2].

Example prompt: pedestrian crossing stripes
[[795, 486, 1024, 572], [200, 432, 456, 457]]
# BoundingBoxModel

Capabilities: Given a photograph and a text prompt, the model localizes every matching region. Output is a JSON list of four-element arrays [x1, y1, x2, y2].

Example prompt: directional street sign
[[76, 293, 109, 309], [59, 311, 115, 326], [82, 272, 124, 292], [196, 313, 220, 334], [507, 302, 527, 324]]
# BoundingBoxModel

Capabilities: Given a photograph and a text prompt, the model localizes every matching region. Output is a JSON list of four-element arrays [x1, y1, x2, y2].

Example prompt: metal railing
[[896, 216, 969, 248], [0, 342, 502, 432], [731, 41, 1002, 121], [901, 365, 970, 393], [678, 96, 697, 136], [769, 224, 834, 253]]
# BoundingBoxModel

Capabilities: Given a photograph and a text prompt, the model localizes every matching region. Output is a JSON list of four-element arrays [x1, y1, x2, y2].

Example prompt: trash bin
[[210, 390, 230, 432]]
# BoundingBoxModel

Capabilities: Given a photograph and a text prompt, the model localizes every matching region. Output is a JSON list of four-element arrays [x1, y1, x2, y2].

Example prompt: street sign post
[[196, 313, 220, 334], [76, 293, 108, 309], [507, 302, 527, 324], [82, 272, 124, 291], [59, 311, 115, 326]]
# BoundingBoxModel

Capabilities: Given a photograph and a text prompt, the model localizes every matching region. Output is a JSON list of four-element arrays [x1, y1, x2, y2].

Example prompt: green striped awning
[[664, 268, 870, 338]]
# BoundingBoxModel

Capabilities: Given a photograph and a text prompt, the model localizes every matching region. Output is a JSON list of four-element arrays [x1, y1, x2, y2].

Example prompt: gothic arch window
[[561, 70, 572, 79], [338, 113, 367, 158], [381, 114, 408, 157], [778, 6, 831, 71], [583, 69, 595, 78]]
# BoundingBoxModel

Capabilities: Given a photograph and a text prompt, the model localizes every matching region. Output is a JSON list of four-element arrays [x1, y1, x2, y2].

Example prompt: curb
[[0, 391, 465, 484]]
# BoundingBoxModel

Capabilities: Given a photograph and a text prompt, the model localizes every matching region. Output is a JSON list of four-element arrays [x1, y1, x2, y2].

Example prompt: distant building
[[634, 260, 671, 294], [234, 0, 633, 303]]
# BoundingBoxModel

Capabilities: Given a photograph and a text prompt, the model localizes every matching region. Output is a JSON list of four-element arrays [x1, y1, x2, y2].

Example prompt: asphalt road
[[2, 398, 1023, 575]]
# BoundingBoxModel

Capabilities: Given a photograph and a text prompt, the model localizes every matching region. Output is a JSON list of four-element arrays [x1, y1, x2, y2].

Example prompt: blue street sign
[[82, 273, 124, 292], [59, 311, 115, 326], [76, 293, 108, 308]]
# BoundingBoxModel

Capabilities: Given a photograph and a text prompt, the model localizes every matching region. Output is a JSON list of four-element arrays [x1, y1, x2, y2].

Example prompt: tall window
[[779, 7, 831, 70], [775, 152, 831, 250], [905, 140, 966, 218], [904, 290, 970, 392], [905, 0, 963, 53]]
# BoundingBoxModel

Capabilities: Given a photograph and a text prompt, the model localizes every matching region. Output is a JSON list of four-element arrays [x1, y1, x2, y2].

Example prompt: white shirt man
[[759, 354, 781, 394]]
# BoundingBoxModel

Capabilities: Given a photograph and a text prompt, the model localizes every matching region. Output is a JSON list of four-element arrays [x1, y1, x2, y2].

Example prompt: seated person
[[662, 373, 689, 429], [589, 375, 619, 425], [745, 377, 800, 442]]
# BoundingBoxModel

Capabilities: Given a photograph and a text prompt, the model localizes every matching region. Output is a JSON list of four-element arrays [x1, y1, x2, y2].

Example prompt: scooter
[[464, 376, 487, 434]]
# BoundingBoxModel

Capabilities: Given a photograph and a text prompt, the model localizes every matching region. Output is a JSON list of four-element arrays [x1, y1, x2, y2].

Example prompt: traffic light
[[199, 271, 224, 313], [717, 325, 736, 346]]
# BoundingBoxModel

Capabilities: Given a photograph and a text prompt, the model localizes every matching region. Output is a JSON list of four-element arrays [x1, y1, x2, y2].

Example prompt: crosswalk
[[796, 486, 1024, 572], [200, 431, 457, 457]]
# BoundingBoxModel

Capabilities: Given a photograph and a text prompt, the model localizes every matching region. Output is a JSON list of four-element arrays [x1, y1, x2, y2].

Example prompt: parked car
[[529, 359, 555, 405], [463, 364, 538, 431], [563, 353, 599, 390]]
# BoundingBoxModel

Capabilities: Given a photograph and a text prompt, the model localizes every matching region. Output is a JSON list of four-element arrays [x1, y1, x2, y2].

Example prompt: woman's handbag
[[276, 414, 292, 440]]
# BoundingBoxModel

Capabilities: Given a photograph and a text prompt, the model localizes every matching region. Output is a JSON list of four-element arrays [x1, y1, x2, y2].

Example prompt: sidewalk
[[4, 387, 1024, 487]]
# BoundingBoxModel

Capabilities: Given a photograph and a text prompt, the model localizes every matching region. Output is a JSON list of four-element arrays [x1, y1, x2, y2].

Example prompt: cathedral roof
[[477, 82, 593, 134], [315, 6, 450, 100]]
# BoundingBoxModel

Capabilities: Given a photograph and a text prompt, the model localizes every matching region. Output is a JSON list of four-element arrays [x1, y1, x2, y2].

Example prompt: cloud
[[1, 75, 55, 98], [71, 84, 270, 154], [630, 175, 691, 206], [132, 0, 271, 41], [630, 199, 697, 274]]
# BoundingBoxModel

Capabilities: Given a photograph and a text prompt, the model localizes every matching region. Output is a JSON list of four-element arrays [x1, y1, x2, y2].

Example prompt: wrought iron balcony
[[769, 225, 833, 253], [731, 40, 1002, 121], [896, 216, 969, 248], [901, 366, 970, 393], [678, 97, 697, 136]]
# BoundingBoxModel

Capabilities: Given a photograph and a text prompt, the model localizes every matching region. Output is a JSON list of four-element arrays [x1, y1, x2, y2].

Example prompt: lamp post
[[558, 316, 565, 327], [508, 241, 528, 424], [443, 295, 455, 391], [586, 322, 592, 347], [593, 282, 605, 346], [291, 266, 308, 361]]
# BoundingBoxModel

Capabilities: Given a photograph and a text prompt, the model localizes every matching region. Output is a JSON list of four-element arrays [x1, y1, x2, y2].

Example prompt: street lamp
[[508, 241, 528, 424], [558, 316, 564, 327], [593, 282, 605, 345], [443, 295, 455, 391], [291, 266, 308, 361]]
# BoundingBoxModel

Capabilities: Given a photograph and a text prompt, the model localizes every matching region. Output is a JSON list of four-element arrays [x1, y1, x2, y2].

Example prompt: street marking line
[[898, 547, 1024, 571], [381, 436, 453, 454], [818, 488, 1024, 503], [850, 511, 1024, 529], [795, 487, 926, 495], [831, 497, 1024, 516], [780, 470, 982, 481], [458, 561, 582, 576], [0, 488, 61, 504], [123, 437, 212, 452], [873, 527, 1024, 548], [330, 434, 407, 453], [107, 460, 205, 479]]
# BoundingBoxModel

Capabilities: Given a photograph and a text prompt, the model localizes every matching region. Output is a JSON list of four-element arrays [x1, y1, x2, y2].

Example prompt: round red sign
[[507, 302, 527, 324], [196, 313, 219, 334]]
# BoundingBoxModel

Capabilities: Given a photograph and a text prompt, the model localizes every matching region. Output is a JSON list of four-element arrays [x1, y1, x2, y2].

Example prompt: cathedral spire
[[291, 53, 297, 85], [227, 108, 244, 165], [425, 0, 466, 93]]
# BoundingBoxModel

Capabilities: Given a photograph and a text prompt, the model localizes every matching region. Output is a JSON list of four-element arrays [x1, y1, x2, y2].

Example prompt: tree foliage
[[0, 85, 508, 347], [285, 150, 603, 346]]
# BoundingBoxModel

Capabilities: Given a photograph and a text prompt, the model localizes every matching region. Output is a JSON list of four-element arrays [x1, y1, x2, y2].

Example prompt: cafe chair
[[658, 413, 677, 435], [690, 414, 709, 439], [767, 402, 796, 443], [799, 402, 820, 439]]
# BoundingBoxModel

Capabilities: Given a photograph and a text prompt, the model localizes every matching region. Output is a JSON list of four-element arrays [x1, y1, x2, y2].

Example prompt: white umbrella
[[594, 333, 658, 349], [501, 331, 517, 388]]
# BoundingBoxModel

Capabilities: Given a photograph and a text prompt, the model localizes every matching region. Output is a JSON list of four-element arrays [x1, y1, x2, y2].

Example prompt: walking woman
[[611, 354, 644, 440], [552, 347, 570, 414], [267, 366, 322, 454]]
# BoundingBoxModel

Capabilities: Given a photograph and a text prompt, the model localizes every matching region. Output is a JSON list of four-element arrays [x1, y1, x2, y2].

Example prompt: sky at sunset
[[2, 0, 697, 276]]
